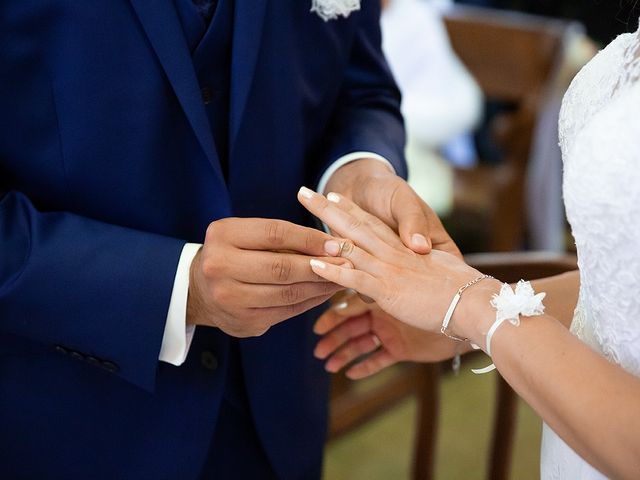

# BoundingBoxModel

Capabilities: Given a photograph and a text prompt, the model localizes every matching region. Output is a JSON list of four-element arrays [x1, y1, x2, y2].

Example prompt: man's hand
[[314, 294, 465, 379], [187, 217, 350, 337], [324, 158, 461, 258]]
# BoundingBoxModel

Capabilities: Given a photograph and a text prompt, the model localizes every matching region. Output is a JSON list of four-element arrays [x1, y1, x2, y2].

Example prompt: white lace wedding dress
[[539, 22, 640, 479]]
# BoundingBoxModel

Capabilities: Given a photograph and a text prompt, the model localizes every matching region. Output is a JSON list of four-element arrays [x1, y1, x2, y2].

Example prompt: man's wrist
[[325, 157, 396, 200]]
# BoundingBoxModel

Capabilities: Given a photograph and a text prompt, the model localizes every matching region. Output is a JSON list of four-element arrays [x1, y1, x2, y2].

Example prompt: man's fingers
[[345, 350, 397, 380], [228, 250, 352, 284], [314, 314, 372, 359], [324, 333, 382, 373], [390, 185, 432, 254], [251, 293, 334, 327], [309, 259, 381, 300], [235, 281, 343, 308], [421, 202, 463, 258], [212, 217, 334, 255], [314, 295, 370, 334]]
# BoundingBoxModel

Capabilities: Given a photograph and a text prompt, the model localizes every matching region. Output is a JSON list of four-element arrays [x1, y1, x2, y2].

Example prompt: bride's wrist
[[450, 279, 501, 348]]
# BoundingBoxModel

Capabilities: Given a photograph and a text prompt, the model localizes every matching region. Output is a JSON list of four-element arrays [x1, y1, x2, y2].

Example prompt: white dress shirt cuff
[[317, 151, 396, 195], [159, 243, 202, 366]]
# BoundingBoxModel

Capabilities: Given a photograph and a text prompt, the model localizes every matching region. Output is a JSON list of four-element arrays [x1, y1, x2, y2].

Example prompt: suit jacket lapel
[[229, 0, 268, 153], [129, 0, 225, 182]]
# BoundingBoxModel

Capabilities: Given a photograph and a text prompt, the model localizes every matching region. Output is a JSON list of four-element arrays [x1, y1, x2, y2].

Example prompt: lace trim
[[570, 297, 612, 362], [559, 25, 640, 157], [614, 28, 640, 92]]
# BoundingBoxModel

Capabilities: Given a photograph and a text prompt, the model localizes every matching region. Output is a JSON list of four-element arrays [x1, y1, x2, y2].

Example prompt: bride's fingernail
[[334, 301, 349, 310], [310, 259, 327, 269], [299, 186, 314, 199], [324, 240, 341, 256], [412, 233, 429, 248], [327, 192, 340, 203]]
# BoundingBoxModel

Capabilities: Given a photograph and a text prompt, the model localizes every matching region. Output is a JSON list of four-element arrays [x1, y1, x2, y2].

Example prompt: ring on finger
[[338, 240, 354, 257]]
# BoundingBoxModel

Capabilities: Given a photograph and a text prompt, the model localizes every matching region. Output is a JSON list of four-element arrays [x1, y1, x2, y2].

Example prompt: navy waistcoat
[[174, 0, 262, 446]]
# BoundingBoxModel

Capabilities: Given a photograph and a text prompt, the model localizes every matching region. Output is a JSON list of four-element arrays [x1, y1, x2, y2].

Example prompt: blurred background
[[323, 1, 639, 478]]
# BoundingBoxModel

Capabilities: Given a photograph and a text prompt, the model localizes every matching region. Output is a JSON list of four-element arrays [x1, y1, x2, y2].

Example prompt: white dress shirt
[[159, 152, 394, 365]]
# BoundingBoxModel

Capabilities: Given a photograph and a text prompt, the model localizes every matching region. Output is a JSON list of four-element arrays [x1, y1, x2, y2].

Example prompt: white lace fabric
[[541, 22, 640, 479]]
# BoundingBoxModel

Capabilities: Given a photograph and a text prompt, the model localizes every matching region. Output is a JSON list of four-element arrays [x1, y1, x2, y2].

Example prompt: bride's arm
[[458, 283, 640, 480], [454, 271, 580, 357], [530, 270, 580, 328], [298, 188, 639, 479]]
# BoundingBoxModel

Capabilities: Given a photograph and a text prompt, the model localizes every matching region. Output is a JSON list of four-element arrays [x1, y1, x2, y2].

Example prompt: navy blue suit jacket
[[0, 1, 406, 478]]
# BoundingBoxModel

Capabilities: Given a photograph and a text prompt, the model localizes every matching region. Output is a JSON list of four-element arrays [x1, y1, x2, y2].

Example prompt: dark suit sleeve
[[0, 188, 185, 391], [318, 1, 407, 181]]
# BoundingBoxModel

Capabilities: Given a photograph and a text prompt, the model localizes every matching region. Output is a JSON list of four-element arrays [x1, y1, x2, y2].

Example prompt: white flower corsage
[[490, 280, 546, 326], [311, 0, 361, 22], [471, 280, 546, 374]]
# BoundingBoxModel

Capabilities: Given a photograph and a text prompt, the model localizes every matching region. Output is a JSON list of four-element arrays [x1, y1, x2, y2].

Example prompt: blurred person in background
[[382, 0, 483, 215]]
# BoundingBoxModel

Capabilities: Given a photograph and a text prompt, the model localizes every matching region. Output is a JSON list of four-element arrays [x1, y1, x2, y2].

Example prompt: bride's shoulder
[[559, 27, 640, 153]]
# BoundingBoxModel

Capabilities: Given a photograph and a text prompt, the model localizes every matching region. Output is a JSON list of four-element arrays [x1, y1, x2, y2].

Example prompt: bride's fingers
[[298, 187, 397, 259], [325, 333, 382, 373], [324, 192, 404, 249], [323, 239, 387, 276], [314, 297, 370, 335], [345, 350, 397, 380], [310, 259, 382, 300], [314, 314, 372, 359]]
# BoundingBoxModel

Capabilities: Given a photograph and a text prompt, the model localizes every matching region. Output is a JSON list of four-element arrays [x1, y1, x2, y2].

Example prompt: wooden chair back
[[443, 7, 572, 251]]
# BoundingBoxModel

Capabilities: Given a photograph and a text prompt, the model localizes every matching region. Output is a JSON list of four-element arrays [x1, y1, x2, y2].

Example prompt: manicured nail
[[412, 233, 429, 248], [324, 240, 341, 256], [299, 186, 314, 199], [310, 259, 326, 269], [334, 301, 349, 310], [327, 192, 340, 203]]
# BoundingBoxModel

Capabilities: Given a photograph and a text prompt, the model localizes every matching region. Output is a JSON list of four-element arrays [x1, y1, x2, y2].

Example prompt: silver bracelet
[[440, 274, 494, 342]]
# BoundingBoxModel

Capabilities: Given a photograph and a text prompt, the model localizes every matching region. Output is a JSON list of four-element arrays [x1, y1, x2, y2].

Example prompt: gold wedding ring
[[338, 240, 353, 257]]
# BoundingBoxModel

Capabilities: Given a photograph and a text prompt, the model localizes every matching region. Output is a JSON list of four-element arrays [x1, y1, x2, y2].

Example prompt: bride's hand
[[315, 293, 463, 379], [298, 187, 500, 341]]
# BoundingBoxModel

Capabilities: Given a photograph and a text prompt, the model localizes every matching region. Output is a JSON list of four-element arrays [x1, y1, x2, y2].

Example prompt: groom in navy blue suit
[[0, 1, 454, 478]]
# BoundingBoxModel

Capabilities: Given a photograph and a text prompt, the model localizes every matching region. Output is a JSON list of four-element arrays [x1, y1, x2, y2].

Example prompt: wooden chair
[[327, 7, 578, 480], [442, 6, 575, 252]]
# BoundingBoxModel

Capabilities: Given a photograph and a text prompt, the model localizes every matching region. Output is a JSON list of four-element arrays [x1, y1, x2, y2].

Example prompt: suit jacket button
[[70, 351, 84, 361], [201, 86, 213, 105], [102, 361, 119, 373], [54, 345, 69, 355], [200, 351, 218, 371], [86, 356, 100, 366]]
